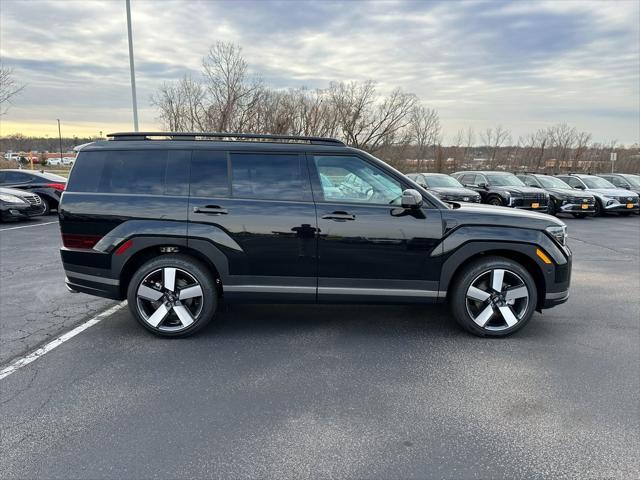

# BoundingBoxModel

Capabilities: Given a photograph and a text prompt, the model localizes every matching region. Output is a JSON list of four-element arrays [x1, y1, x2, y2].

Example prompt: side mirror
[[401, 189, 423, 209], [477, 182, 488, 189], [624, 185, 630, 190], [574, 184, 585, 190]]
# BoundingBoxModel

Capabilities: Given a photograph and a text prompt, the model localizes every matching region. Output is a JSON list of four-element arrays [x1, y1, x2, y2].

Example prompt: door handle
[[193, 205, 229, 215], [322, 211, 355, 221]]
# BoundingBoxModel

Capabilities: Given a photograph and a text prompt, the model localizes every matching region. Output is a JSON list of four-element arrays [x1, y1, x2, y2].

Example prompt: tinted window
[[313, 155, 403, 205], [67, 150, 189, 195], [460, 174, 476, 185], [190, 150, 229, 197], [2, 171, 32, 184], [231, 153, 310, 201], [560, 176, 583, 188]]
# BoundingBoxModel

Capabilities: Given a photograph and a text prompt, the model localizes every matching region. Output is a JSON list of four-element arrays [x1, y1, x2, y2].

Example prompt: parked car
[[0, 169, 66, 214], [60, 132, 572, 338], [516, 173, 596, 218], [555, 173, 639, 216], [451, 171, 549, 211], [0, 186, 47, 221], [405, 173, 481, 203], [62, 157, 75, 166], [47, 158, 62, 166], [597, 173, 640, 195]]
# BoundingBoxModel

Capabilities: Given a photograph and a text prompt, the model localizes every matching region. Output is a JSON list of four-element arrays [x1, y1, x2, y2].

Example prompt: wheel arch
[[117, 242, 224, 299], [441, 244, 547, 310]]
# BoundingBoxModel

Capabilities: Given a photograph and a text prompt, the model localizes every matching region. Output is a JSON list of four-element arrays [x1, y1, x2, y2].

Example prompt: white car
[[47, 158, 62, 166], [62, 157, 75, 166]]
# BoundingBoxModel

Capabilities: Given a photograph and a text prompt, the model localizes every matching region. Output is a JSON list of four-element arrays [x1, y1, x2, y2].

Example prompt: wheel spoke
[[491, 269, 505, 292], [467, 285, 490, 302], [504, 286, 528, 301], [498, 305, 519, 327], [163, 267, 176, 292], [147, 302, 170, 327], [473, 304, 495, 327], [179, 284, 203, 300], [172, 302, 194, 327], [138, 285, 164, 302]]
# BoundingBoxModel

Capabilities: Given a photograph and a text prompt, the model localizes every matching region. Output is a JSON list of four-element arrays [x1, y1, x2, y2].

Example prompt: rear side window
[[67, 150, 189, 195], [190, 150, 229, 197], [230, 153, 311, 201], [2, 171, 32, 184]]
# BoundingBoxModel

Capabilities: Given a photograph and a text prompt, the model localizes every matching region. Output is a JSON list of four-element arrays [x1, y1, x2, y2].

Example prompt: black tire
[[127, 254, 217, 337], [487, 196, 503, 207], [593, 199, 603, 217], [572, 213, 587, 219], [39, 196, 50, 215], [547, 199, 557, 216], [449, 256, 538, 337]]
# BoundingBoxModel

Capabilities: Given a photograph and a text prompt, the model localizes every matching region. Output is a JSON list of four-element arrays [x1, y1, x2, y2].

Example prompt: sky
[[0, 0, 638, 145]]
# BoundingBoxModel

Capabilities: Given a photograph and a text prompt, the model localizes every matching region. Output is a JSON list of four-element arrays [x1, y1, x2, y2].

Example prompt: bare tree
[[571, 131, 592, 171], [0, 67, 24, 115], [409, 105, 441, 171], [548, 123, 577, 173], [481, 126, 511, 169]]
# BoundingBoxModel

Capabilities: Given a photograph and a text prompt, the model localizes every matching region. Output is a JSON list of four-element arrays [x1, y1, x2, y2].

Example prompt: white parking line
[[0, 301, 126, 381], [0, 221, 58, 232]]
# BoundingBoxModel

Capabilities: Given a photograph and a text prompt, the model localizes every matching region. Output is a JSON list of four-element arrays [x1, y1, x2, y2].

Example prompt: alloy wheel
[[136, 267, 204, 332], [465, 268, 529, 331]]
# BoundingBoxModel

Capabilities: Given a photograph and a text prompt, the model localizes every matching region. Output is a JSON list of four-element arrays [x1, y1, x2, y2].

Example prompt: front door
[[310, 154, 444, 303], [188, 149, 317, 302]]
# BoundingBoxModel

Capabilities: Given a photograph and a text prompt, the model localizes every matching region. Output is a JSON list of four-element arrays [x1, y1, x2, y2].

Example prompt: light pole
[[126, 0, 139, 131], [57, 119, 63, 164]]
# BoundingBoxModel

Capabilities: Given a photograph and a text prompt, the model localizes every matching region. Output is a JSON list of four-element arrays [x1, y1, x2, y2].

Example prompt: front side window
[[460, 174, 477, 185], [625, 175, 640, 188], [561, 177, 584, 189], [313, 155, 403, 205], [231, 153, 311, 201], [538, 176, 571, 189]]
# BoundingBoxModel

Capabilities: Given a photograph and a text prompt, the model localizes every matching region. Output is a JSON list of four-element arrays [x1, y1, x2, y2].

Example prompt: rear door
[[188, 149, 317, 302]]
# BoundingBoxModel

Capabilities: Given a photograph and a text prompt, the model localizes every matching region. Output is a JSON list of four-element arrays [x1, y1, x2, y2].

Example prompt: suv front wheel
[[450, 256, 537, 337], [127, 254, 217, 337]]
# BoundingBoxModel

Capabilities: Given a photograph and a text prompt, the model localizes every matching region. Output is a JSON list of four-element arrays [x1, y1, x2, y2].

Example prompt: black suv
[[405, 173, 481, 203], [451, 171, 549, 211], [60, 132, 572, 338], [516, 173, 595, 218]]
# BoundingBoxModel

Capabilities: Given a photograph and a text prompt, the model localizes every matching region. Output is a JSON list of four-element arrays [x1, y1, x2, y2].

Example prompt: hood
[[444, 201, 565, 230], [546, 187, 594, 198], [0, 186, 33, 197], [430, 187, 480, 197], [587, 188, 640, 198]]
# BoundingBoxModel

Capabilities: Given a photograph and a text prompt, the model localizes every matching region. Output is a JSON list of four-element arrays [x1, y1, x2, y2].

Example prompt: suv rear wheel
[[127, 254, 217, 337], [450, 256, 537, 337]]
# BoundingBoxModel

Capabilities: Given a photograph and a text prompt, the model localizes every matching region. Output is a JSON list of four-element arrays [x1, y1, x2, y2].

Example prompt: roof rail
[[106, 131, 345, 146]]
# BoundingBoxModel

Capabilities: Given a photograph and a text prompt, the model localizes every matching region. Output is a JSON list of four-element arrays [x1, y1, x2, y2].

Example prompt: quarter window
[[67, 150, 189, 195], [230, 153, 311, 201], [313, 155, 403, 205]]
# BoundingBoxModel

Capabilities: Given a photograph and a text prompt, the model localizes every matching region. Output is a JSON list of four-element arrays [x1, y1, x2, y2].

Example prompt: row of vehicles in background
[[408, 171, 640, 218], [0, 169, 66, 221]]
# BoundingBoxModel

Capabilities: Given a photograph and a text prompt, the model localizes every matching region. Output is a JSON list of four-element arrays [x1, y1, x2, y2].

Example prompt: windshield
[[486, 174, 525, 187], [538, 176, 571, 189], [624, 175, 640, 188], [582, 176, 615, 189], [425, 175, 463, 188]]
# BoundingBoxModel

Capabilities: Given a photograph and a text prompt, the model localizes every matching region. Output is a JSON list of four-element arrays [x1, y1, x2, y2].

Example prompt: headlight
[[546, 225, 568, 246], [0, 193, 27, 204]]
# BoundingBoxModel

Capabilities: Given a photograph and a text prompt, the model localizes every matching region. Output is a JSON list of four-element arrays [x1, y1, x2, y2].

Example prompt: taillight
[[62, 234, 102, 249], [47, 183, 66, 191]]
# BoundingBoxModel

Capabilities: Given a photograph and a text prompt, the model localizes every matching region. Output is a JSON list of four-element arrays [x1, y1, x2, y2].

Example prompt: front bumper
[[0, 203, 46, 220], [559, 202, 596, 214], [604, 201, 639, 213]]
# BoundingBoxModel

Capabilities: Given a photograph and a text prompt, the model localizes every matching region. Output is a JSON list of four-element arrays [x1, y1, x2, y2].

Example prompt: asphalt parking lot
[[1, 214, 638, 479]]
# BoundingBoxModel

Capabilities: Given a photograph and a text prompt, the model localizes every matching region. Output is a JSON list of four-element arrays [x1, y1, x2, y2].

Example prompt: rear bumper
[[61, 247, 123, 300]]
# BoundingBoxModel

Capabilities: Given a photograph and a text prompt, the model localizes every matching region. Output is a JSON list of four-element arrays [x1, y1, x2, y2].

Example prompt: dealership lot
[[1, 215, 638, 478]]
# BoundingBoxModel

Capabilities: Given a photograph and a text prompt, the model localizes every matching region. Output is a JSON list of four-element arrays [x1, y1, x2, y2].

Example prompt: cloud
[[0, 0, 637, 143]]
